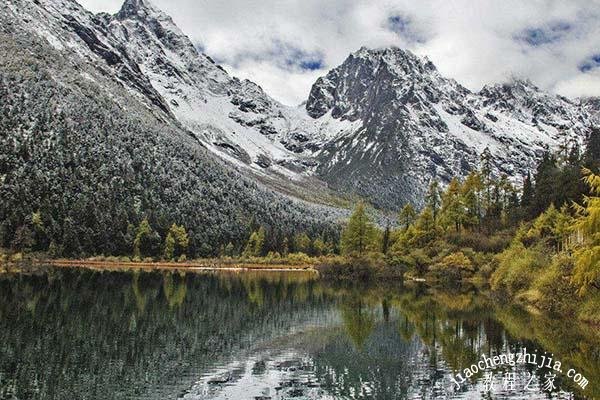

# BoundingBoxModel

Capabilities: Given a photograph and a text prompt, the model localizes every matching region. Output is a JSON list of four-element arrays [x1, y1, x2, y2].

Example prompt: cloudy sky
[[79, 0, 600, 106]]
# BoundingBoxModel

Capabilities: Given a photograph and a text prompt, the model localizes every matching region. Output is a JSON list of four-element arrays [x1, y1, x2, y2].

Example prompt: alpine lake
[[0, 266, 598, 400]]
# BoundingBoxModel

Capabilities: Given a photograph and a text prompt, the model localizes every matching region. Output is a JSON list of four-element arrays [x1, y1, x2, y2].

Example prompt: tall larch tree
[[572, 171, 600, 295], [440, 178, 465, 232], [412, 207, 438, 246], [461, 171, 483, 230], [399, 204, 417, 231], [425, 180, 442, 221], [340, 203, 377, 257], [163, 224, 189, 260]]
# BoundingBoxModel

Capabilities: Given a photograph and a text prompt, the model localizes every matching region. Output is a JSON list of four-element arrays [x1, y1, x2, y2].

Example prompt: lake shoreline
[[4, 258, 600, 330], [35, 258, 319, 273]]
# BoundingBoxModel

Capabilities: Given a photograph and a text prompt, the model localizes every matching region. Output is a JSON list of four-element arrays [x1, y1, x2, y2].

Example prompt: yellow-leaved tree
[[572, 171, 600, 295], [163, 224, 189, 261], [340, 203, 378, 257]]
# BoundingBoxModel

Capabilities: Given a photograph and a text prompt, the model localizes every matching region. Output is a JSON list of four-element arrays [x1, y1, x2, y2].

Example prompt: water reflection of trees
[[0, 269, 333, 400], [293, 285, 503, 399], [330, 283, 599, 399], [341, 299, 375, 350], [494, 305, 600, 398]]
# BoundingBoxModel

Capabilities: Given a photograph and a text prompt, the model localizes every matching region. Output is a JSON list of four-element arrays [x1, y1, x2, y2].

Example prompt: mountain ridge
[[4, 0, 599, 210], [306, 46, 595, 207]]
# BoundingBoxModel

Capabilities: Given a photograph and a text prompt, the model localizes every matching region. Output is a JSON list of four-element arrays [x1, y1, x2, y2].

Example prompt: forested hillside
[[1, 0, 599, 270], [0, 27, 341, 258]]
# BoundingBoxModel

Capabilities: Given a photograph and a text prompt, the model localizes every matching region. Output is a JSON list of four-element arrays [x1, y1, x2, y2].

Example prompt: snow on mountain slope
[[4, 0, 174, 118], [6, 0, 598, 210], [306, 47, 595, 208], [583, 97, 600, 125], [104, 0, 340, 177], [5, 0, 329, 179]]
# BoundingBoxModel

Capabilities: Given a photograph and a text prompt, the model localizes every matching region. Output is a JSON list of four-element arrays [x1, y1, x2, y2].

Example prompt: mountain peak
[[351, 46, 437, 75], [306, 45, 445, 119], [116, 0, 160, 19], [352, 45, 410, 56], [506, 78, 540, 91], [483, 78, 539, 92]]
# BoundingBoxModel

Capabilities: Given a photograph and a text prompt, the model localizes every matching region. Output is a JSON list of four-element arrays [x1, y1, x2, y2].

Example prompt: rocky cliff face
[[104, 0, 345, 177], [108, 0, 300, 169], [306, 47, 594, 207], [583, 97, 600, 124]]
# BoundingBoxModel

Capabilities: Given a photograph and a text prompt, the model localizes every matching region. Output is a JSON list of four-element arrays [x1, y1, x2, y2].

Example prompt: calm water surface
[[0, 267, 598, 399]]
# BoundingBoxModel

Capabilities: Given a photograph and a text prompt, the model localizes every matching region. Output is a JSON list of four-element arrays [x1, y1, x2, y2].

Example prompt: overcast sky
[[79, 0, 600, 106]]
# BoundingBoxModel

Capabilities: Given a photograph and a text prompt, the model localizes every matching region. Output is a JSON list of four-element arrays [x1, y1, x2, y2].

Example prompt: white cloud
[[222, 61, 324, 106], [555, 70, 600, 98], [77, 0, 600, 105]]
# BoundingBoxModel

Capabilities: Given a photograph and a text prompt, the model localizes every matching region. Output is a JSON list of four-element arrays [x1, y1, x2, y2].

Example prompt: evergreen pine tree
[[11, 225, 34, 252], [480, 147, 494, 208], [224, 242, 235, 257], [521, 172, 534, 218], [282, 237, 289, 256], [532, 152, 559, 216], [31, 211, 48, 251], [133, 218, 161, 259], [584, 127, 600, 173], [381, 224, 391, 254]]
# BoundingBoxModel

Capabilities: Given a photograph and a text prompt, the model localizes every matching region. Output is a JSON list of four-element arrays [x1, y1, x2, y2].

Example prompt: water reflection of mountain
[[0, 269, 598, 400]]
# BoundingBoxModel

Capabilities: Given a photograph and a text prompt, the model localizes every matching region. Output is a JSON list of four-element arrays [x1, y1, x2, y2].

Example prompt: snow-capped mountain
[[15, 0, 350, 178], [306, 47, 595, 207], [4, 0, 598, 210], [108, 0, 322, 174]]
